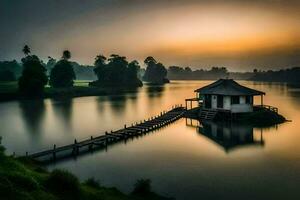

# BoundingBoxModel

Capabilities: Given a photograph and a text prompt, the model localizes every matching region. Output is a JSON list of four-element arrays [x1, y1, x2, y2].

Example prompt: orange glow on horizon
[[30, 1, 300, 69]]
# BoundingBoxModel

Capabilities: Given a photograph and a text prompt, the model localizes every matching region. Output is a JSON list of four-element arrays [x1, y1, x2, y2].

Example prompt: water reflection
[[96, 88, 139, 114], [19, 100, 46, 136], [186, 119, 265, 153], [1, 81, 298, 200], [146, 84, 165, 98], [102, 95, 127, 112], [51, 98, 73, 129]]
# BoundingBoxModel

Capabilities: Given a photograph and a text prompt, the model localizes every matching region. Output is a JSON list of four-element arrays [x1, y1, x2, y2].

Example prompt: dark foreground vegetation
[[0, 143, 172, 200]]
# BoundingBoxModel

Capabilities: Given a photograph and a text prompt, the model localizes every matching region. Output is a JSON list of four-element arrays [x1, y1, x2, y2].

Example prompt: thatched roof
[[195, 79, 265, 96]]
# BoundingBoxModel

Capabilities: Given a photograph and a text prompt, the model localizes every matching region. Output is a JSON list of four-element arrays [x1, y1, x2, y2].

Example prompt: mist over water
[[0, 81, 299, 199]]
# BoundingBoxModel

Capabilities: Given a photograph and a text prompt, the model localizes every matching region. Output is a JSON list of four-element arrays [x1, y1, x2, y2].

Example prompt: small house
[[185, 79, 266, 120]]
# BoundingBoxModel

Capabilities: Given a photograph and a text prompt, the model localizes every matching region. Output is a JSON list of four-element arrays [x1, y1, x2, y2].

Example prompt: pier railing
[[20, 105, 186, 163]]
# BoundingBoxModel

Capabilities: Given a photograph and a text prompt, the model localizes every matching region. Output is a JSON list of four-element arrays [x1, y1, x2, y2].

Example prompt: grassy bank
[[185, 107, 286, 127], [235, 108, 286, 127], [0, 81, 141, 102], [0, 145, 172, 200]]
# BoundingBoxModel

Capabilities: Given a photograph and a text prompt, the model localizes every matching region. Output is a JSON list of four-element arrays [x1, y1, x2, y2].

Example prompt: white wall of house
[[231, 104, 253, 113], [240, 96, 246, 104], [223, 96, 231, 110], [200, 94, 254, 113], [212, 95, 217, 109]]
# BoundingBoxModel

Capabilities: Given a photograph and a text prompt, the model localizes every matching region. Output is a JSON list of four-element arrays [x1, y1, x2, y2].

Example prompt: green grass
[[0, 146, 172, 200], [73, 80, 91, 87], [0, 81, 18, 93], [0, 80, 90, 93], [0, 80, 142, 102]]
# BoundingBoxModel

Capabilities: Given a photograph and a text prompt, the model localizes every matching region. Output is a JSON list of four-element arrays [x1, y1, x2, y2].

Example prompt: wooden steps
[[199, 109, 217, 121]]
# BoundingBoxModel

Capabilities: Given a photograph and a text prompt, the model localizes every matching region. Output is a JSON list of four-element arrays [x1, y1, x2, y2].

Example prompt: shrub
[[0, 139, 5, 154], [5, 172, 39, 191], [132, 178, 152, 195], [46, 169, 80, 198], [0, 177, 14, 198], [84, 178, 101, 189], [0, 70, 16, 81], [49, 60, 76, 88]]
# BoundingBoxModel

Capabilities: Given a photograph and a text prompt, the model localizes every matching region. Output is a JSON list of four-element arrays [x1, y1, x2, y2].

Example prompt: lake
[[0, 81, 299, 200]]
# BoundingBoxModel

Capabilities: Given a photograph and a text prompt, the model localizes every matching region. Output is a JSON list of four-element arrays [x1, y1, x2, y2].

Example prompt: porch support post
[[185, 100, 187, 110], [261, 95, 263, 106]]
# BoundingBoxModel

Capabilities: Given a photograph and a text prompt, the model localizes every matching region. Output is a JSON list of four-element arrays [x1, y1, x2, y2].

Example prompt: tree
[[90, 54, 142, 87], [94, 55, 106, 67], [0, 60, 22, 78], [22, 45, 31, 56], [46, 56, 57, 73], [49, 50, 76, 88], [62, 50, 71, 60], [143, 56, 169, 84], [93, 54, 107, 83], [18, 47, 48, 96], [0, 70, 16, 81], [127, 60, 140, 80]]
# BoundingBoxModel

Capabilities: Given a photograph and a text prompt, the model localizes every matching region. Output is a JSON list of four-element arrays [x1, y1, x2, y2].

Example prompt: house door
[[217, 95, 223, 108], [205, 95, 211, 109]]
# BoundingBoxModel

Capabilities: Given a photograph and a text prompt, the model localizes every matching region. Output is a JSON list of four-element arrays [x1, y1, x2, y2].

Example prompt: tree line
[[167, 66, 229, 80], [167, 66, 300, 81], [3, 45, 169, 96], [250, 68, 300, 82]]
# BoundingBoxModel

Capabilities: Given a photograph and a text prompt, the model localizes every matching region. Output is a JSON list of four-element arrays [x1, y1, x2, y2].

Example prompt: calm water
[[0, 81, 300, 199]]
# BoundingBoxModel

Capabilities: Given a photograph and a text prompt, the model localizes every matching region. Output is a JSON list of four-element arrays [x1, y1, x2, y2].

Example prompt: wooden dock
[[24, 106, 186, 163]]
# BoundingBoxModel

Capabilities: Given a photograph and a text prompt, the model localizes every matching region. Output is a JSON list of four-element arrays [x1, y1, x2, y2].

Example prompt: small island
[[185, 79, 286, 127]]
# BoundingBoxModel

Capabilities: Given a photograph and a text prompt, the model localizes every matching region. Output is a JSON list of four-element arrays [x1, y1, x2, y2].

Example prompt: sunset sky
[[1, 0, 300, 71]]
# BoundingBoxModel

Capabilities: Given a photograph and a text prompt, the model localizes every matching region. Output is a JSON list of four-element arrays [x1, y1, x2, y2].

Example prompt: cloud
[[1, 0, 300, 70]]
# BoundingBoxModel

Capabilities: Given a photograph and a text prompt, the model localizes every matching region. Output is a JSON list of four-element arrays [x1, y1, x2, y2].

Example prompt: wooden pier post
[[22, 106, 186, 162], [89, 136, 93, 151], [73, 139, 78, 156]]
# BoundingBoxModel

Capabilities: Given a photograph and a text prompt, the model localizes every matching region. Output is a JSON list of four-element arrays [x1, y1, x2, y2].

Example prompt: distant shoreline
[[0, 81, 142, 102], [0, 79, 298, 103]]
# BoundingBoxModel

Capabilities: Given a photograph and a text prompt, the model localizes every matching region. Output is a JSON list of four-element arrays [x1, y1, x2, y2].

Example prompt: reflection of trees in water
[[189, 120, 265, 153], [19, 100, 46, 136], [146, 85, 165, 98], [51, 98, 73, 128], [287, 83, 300, 98], [96, 88, 139, 114]]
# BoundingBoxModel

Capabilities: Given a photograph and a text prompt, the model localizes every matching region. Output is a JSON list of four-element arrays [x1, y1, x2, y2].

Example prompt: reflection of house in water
[[187, 119, 264, 153]]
